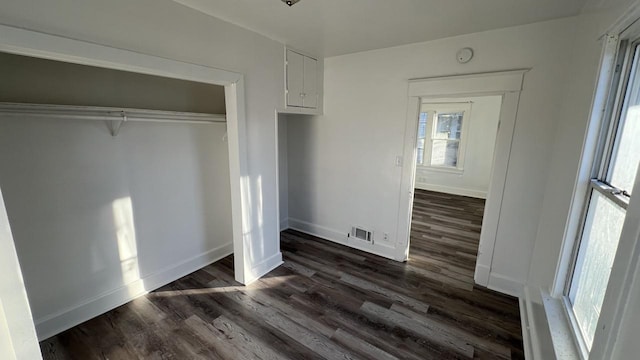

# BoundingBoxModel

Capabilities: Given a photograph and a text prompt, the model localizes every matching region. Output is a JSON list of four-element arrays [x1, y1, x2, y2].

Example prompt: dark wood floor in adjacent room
[[40, 189, 524, 359]]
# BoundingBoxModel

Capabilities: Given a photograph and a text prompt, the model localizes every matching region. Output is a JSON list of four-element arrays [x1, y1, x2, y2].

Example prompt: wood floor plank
[[282, 232, 368, 263], [321, 308, 432, 360], [331, 328, 400, 360], [184, 315, 245, 360], [210, 279, 363, 360], [360, 301, 475, 358], [205, 267, 337, 338], [182, 279, 324, 360], [211, 315, 283, 360], [340, 273, 431, 314], [282, 259, 317, 277], [169, 324, 225, 359], [39, 189, 523, 360], [390, 303, 512, 359]]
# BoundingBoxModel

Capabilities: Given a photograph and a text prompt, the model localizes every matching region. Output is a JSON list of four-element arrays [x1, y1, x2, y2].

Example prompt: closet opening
[[0, 51, 237, 340]]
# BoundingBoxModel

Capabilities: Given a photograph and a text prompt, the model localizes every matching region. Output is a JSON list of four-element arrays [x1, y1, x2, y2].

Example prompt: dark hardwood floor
[[40, 189, 523, 359]]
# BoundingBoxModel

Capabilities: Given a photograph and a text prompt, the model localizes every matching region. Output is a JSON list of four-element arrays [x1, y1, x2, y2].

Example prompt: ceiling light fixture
[[282, 0, 300, 6]]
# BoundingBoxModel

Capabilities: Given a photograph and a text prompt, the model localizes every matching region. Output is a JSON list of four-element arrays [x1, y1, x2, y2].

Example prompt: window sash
[[593, 39, 640, 188], [566, 39, 637, 293], [416, 104, 470, 170], [605, 43, 640, 195], [566, 180, 629, 293], [432, 112, 464, 140], [429, 139, 461, 168], [564, 37, 638, 355]]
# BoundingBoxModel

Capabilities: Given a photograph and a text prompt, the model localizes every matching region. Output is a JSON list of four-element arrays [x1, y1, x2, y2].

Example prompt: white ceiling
[[173, 0, 587, 58]]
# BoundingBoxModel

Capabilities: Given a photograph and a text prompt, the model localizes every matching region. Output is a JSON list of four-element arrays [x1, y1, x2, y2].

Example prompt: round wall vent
[[456, 48, 474, 64]]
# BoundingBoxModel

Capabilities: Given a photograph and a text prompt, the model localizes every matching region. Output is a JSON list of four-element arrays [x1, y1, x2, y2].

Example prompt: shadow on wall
[[286, 116, 318, 223], [191, 124, 233, 259]]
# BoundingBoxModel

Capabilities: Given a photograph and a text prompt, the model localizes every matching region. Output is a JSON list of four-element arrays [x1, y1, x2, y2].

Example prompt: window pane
[[608, 47, 640, 194], [434, 112, 463, 140], [569, 191, 626, 348], [608, 105, 640, 194], [417, 139, 425, 165], [418, 112, 428, 139], [416, 112, 428, 165], [431, 140, 459, 167]]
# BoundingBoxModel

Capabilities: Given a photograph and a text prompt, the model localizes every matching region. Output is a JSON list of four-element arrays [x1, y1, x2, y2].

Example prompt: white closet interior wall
[[0, 51, 233, 340]]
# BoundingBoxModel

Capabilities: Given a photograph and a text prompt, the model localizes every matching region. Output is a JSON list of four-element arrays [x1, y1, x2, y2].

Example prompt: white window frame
[[563, 37, 634, 358], [553, 19, 640, 360], [416, 103, 471, 173]]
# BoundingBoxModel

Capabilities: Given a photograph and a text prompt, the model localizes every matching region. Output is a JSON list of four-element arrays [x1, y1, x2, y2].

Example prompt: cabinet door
[[303, 56, 318, 109], [286, 50, 304, 107]]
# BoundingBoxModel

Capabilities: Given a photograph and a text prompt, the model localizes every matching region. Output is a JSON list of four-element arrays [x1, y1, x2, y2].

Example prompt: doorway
[[396, 70, 527, 292], [409, 95, 502, 287]]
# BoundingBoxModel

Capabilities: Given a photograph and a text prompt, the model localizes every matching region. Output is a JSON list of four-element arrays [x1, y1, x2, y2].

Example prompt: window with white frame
[[416, 103, 471, 171], [565, 37, 640, 355]]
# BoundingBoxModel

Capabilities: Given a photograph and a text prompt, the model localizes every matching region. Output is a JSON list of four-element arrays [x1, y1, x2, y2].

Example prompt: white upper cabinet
[[285, 49, 321, 112], [302, 55, 318, 109], [286, 50, 305, 107]]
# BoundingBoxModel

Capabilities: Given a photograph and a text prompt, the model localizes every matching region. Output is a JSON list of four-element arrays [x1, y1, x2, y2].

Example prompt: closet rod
[[0, 102, 227, 124]]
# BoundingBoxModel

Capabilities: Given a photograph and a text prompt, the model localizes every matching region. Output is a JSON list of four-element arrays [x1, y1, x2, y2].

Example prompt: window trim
[[562, 38, 629, 295], [416, 102, 471, 171], [564, 38, 636, 296], [561, 31, 639, 358], [550, 34, 623, 301]]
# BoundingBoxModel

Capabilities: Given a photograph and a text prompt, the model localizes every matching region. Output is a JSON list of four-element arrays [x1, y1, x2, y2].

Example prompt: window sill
[[416, 166, 464, 175], [541, 291, 583, 360]]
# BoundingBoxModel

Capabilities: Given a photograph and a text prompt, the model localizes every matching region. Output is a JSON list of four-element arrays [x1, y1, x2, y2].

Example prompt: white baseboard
[[520, 297, 536, 360], [288, 218, 401, 261], [487, 272, 525, 298], [475, 264, 524, 298], [35, 242, 234, 341], [244, 251, 283, 285], [280, 218, 289, 231], [288, 217, 345, 243], [415, 183, 487, 199], [474, 263, 491, 286], [521, 286, 543, 359]]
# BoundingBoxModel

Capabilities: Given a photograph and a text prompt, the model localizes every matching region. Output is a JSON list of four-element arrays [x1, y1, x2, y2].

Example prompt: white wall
[[415, 96, 502, 199], [0, 51, 226, 114], [287, 17, 577, 290], [0, 115, 232, 339], [0, 188, 42, 359], [0, 0, 285, 300]]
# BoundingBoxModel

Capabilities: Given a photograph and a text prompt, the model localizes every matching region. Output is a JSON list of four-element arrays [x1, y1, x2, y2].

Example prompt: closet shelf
[[0, 102, 226, 136]]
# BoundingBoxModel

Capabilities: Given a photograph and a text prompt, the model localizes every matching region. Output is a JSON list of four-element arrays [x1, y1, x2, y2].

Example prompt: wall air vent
[[350, 226, 373, 243]]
